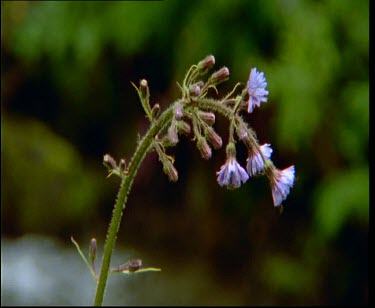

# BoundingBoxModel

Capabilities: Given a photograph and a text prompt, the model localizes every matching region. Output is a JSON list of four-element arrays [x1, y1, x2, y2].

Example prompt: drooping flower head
[[247, 68, 269, 113], [246, 143, 273, 177], [269, 165, 295, 207], [217, 158, 249, 189], [216, 142, 249, 189]]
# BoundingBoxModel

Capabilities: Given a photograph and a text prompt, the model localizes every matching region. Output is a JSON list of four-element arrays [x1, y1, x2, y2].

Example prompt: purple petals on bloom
[[247, 68, 269, 113], [246, 143, 273, 176], [271, 165, 295, 207], [217, 158, 249, 189]]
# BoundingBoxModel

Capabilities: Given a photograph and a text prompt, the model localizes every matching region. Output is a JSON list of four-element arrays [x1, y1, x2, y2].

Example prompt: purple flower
[[246, 143, 273, 176], [270, 165, 295, 207], [217, 158, 249, 189], [247, 68, 269, 113]]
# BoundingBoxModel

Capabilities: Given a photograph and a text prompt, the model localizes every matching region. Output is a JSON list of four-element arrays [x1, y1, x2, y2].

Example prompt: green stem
[[192, 98, 234, 119], [93, 103, 176, 306], [93, 96, 255, 306]]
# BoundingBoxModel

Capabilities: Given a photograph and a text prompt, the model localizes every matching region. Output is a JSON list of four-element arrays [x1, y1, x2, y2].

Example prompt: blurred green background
[[1, 0, 368, 305]]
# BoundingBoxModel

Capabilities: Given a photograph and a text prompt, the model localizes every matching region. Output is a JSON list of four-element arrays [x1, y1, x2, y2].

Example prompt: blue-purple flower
[[246, 143, 273, 176], [217, 158, 249, 189], [270, 165, 295, 207], [247, 68, 269, 113]]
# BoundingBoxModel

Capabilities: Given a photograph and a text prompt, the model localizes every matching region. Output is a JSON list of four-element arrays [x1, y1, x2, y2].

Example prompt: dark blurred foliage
[[1, 0, 368, 305]]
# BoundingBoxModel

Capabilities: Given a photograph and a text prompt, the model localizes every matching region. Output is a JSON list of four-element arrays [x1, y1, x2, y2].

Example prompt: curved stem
[[192, 98, 234, 119], [93, 103, 176, 306], [93, 96, 254, 306]]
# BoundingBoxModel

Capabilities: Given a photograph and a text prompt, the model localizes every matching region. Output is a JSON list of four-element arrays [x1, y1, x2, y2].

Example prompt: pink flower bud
[[163, 160, 178, 182], [205, 126, 223, 150], [197, 111, 215, 126], [197, 55, 215, 72], [210, 67, 230, 85], [197, 136, 212, 160]]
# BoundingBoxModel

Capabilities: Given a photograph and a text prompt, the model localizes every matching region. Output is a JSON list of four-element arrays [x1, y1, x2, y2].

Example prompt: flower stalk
[[93, 103, 175, 306], [86, 55, 295, 305]]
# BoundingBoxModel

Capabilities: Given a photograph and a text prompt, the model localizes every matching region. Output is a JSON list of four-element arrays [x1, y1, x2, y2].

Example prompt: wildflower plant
[[72, 55, 295, 306]]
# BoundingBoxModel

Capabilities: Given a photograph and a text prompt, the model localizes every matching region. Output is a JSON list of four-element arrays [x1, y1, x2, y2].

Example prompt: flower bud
[[195, 81, 204, 88], [174, 103, 183, 120], [103, 154, 117, 170], [197, 55, 215, 73], [140, 79, 149, 100], [127, 259, 142, 272], [237, 126, 248, 141], [189, 84, 201, 97], [197, 111, 215, 126], [137, 79, 152, 120], [197, 136, 212, 160], [205, 126, 223, 150], [177, 121, 191, 135], [89, 238, 97, 265], [167, 122, 179, 145], [119, 159, 127, 174], [210, 66, 230, 85], [114, 259, 143, 273], [163, 159, 179, 182], [151, 103, 160, 119], [236, 123, 256, 149]]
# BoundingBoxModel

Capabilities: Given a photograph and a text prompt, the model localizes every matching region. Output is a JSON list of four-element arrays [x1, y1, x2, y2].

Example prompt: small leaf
[[120, 267, 162, 275]]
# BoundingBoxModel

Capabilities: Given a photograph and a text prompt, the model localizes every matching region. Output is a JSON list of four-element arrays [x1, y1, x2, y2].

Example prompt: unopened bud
[[177, 121, 191, 136], [196, 81, 204, 88], [236, 123, 256, 149], [210, 66, 230, 85], [197, 55, 215, 73], [163, 159, 178, 182], [205, 127, 223, 150], [189, 84, 201, 97], [237, 126, 248, 141], [197, 111, 215, 126], [189, 81, 204, 97], [197, 136, 212, 160], [119, 159, 127, 174], [137, 79, 153, 120], [103, 154, 117, 170], [89, 238, 97, 265], [127, 259, 142, 272], [151, 103, 160, 119], [140, 79, 149, 99], [167, 122, 179, 145], [174, 103, 183, 120], [114, 259, 143, 273]]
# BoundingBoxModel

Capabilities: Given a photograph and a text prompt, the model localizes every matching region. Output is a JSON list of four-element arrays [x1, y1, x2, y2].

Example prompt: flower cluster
[[212, 65, 294, 207], [213, 65, 294, 207], [92, 55, 297, 307], [130, 55, 295, 208]]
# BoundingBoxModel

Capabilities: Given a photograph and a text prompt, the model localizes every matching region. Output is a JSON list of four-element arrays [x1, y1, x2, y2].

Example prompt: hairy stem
[[93, 96, 249, 306], [93, 103, 176, 306]]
